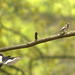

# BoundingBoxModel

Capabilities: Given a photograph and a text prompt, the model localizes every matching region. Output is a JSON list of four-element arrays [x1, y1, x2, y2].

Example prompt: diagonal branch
[[0, 31, 75, 52]]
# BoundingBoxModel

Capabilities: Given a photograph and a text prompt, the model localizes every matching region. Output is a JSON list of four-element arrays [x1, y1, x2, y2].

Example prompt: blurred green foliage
[[0, 0, 75, 75]]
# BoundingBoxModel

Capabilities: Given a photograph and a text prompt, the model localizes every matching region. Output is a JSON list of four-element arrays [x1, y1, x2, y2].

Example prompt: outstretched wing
[[4, 57, 22, 65], [3, 56, 10, 62]]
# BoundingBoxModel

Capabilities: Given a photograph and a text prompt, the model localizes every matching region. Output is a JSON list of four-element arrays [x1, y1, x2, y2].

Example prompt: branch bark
[[0, 31, 75, 52]]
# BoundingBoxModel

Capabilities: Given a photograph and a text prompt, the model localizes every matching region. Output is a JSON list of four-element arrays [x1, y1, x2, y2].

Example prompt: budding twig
[[35, 32, 38, 41]]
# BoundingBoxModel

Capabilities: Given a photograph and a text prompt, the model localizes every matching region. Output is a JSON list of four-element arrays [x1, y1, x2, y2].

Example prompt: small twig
[[35, 32, 38, 41], [0, 31, 75, 52]]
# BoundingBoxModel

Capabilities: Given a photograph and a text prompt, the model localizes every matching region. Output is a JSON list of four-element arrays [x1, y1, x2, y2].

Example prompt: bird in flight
[[0, 53, 22, 67]]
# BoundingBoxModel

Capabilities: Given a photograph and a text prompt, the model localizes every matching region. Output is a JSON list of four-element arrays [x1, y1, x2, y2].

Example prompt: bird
[[0, 53, 22, 67], [60, 22, 70, 34]]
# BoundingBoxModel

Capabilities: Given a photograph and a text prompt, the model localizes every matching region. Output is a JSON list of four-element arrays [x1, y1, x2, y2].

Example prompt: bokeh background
[[0, 0, 75, 75]]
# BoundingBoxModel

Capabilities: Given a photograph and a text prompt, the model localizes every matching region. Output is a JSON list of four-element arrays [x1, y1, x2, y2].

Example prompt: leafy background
[[0, 0, 75, 75]]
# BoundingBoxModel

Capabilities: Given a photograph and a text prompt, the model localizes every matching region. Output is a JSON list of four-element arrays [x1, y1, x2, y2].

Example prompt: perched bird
[[60, 22, 70, 34], [0, 53, 22, 67]]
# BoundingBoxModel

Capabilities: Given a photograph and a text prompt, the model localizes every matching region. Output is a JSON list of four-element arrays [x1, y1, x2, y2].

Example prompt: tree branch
[[0, 31, 75, 52]]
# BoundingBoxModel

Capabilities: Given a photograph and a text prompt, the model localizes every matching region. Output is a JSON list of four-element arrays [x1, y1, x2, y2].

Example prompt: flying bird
[[0, 53, 22, 67]]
